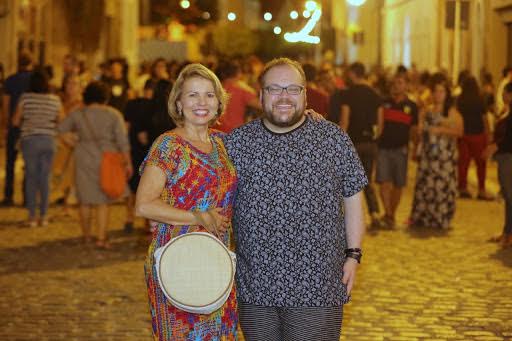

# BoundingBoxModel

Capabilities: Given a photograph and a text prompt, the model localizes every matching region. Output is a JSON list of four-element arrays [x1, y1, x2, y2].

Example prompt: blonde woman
[[135, 64, 238, 340]]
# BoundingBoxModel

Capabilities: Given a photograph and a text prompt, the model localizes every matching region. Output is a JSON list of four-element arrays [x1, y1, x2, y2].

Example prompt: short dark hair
[[83, 81, 110, 105], [18, 51, 33, 71], [215, 60, 240, 81], [504, 82, 512, 94], [349, 62, 365, 78], [29, 69, 50, 93], [302, 63, 317, 82]]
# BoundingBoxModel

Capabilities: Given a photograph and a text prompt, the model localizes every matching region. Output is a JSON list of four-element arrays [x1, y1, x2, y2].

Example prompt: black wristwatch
[[346, 252, 362, 263], [345, 248, 362, 263]]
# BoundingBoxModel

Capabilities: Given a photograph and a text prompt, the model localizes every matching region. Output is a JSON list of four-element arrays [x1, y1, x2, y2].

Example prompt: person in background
[[456, 76, 493, 200], [148, 79, 175, 145], [58, 81, 132, 248], [52, 74, 84, 209], [123, 79, 156, 233], [486, 82, 512, 248], [12, 69, 64, 227], [2, 51, 33, 206], [376, 73, 418, 228], [105, 58, 131, 113], [340, 62, 385, 228], [496, 66, 512, 117], [0, 63, 5, 147], [302, 63, 329, 116], [410, 74, 463, 229], [215, 60, 260, 133]]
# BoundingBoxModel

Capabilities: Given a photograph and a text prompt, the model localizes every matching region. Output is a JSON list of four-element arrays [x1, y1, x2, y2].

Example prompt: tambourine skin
[[154, 232, 236, 315]]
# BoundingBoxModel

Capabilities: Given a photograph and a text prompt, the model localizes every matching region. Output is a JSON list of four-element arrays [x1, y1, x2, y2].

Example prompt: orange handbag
[[99, 151, 126, 199], [82, 110, 127, 199]]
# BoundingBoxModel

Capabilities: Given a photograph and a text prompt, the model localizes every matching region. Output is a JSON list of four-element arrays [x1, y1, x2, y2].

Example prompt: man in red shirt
[[377, 73, 418, 228], [303, 63, 329, 116], [215, 61, 260, 133]]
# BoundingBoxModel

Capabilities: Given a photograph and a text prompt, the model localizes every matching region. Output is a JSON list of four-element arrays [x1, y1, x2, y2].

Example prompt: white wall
[[382, 0, 440, 71]]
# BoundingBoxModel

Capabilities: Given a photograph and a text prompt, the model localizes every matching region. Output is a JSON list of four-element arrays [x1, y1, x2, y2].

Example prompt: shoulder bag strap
[[81, 109, 103, 152]]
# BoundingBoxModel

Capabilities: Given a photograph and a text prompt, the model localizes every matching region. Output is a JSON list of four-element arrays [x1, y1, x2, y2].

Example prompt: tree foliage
[[211, 24, 258, 58]]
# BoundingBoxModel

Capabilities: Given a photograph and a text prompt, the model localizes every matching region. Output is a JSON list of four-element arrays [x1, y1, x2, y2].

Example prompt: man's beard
[[263, 98, 304, 127]]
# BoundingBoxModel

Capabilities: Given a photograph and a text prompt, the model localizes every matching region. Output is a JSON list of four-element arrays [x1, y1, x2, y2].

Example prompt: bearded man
[[223, 57, 367, 341]]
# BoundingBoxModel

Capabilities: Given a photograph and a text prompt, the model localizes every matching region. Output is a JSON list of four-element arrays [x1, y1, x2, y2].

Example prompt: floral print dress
[[140, 131, 238, 341], [410, 111, 458, 229]]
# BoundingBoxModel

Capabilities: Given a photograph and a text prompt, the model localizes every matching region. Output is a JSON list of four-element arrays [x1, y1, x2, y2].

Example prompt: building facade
[[0, 0, 138, 81]]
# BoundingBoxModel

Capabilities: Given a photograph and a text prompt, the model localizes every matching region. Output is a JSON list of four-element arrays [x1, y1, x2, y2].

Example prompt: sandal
[[95, 240, 112, 250], [488, 234, 504, 243]]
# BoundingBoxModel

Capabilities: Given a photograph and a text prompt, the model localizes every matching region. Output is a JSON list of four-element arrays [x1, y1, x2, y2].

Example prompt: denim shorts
[[376, 146, 408, 187]]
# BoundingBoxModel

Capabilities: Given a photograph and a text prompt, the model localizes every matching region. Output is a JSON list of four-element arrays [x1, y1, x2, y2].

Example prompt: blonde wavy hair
[[167, 63, 228, 127]]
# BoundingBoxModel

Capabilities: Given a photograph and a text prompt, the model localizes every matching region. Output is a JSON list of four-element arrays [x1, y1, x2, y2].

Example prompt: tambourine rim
[[157, 232, 234, 308]]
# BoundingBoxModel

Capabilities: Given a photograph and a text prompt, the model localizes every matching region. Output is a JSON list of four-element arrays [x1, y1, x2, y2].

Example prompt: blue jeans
[[4, 126, 21, 201], [21, 135, 55, 218], [496, 153, 512, 235]]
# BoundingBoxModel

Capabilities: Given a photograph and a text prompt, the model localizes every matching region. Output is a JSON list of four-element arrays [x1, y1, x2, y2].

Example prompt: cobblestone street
[[0, 160, 511, 340]]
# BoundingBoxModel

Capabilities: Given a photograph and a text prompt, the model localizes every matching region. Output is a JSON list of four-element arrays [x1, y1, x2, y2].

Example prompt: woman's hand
[[193, 208, 229, 238], [125, 163, 134, 179], [305, 109, 325, 122]]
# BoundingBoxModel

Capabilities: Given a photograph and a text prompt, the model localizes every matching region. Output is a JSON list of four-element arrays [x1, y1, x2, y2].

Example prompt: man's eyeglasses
[[264, 85, 304, 96]]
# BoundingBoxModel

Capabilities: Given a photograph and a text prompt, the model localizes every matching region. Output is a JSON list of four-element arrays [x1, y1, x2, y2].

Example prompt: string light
[[290, 11, 299, 19], [274, 26, 282, 35], [346, 0, 367, 6], [227, 12, 236, 21], [264, 12, 272, 21], [305, 1, 317, 11], [180, 0, 190, 9], [284, 8, 322, 44]]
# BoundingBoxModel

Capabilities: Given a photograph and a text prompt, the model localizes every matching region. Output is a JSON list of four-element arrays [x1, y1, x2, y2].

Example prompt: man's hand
[[342, 257, 359, 295]]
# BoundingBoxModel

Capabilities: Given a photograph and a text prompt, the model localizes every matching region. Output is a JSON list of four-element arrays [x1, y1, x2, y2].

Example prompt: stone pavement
[[0, 161, 511, 340]]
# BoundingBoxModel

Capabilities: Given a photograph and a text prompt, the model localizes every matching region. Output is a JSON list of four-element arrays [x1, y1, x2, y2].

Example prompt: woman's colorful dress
[[140, 131, 238, 341], [410, 111, 458, 229]]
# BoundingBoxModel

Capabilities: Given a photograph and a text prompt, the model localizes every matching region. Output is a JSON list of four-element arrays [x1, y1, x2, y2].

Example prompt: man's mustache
[[274, 99, 295, 106]]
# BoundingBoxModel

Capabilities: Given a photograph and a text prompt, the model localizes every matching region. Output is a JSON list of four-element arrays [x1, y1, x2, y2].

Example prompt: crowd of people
[[0, 50, 511, 340]]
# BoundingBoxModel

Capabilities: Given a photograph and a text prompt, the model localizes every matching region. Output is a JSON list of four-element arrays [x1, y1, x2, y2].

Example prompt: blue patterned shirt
[[224, 117, 368, 307]]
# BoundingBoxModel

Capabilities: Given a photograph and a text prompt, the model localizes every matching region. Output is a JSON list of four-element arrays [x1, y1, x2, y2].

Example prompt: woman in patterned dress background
[[135, 63, 238, 340], [410, 74, 463, 229]]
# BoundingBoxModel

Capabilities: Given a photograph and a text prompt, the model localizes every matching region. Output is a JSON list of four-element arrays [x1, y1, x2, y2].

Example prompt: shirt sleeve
[[139, 134, 179, 178], [58, 110, 77, 133], [334, 128, 368, 197]]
